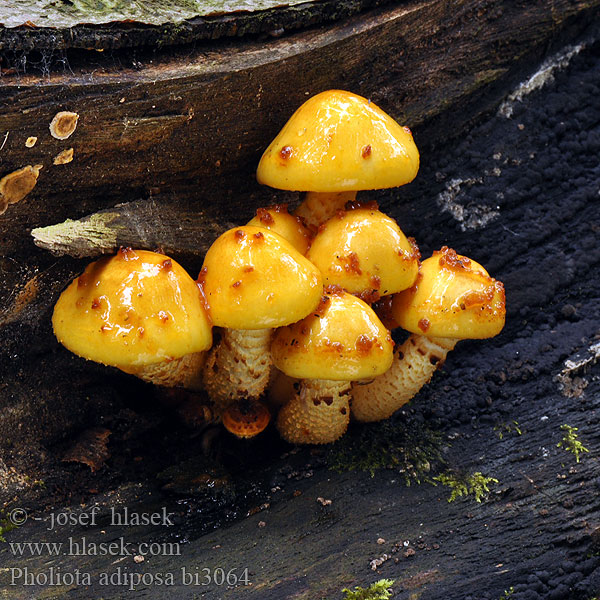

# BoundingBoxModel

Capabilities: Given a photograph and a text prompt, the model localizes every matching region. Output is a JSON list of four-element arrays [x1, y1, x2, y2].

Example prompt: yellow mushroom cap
[[256, 90, 419, 192], [271, 288, 394, 381], [307, 206, 419, 300], [246, 205, 312, 255], [52, 249, 212, 368], [392, 247, 506, 339], [200, 226, 323, 330]]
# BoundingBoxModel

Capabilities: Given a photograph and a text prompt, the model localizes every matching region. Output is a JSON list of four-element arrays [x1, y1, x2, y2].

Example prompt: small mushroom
[[222, 399, 271, 439], [272, 288, 394, 444], [256, 90, 419, 228], [266, 368, 299, 410], [200, 226, 322, 410], [49, 111, 79, 140], [246, 205, 312, 254], [351, 247, 506, 422], [307, 204, 420, 303], [0, 165, 42, 214], [53, 249, 212, 388], [25, 136, 37, 148]]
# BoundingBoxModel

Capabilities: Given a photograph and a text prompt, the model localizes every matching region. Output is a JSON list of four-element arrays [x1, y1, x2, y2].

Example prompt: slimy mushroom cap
[[52, 249, 212, 368], [256, 90, 419, 193], [200, 226, 322, 330], [307, 207, 419, 299], [246, 205, 312, 254], [271, 289, 394, 381], [392, 247, 506, 339]]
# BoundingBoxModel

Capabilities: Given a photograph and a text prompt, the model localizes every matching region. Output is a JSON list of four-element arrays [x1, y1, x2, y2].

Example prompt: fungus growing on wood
[[307, 205, 420, 303], [53, 148, 74, 165], [351, 247, 505, 422], [222, 399, 271, 439], [272, 288, 394, 444], [25, 136, 37, 148], [200, 226, 322, 410], [52, 249, 212, 388], [246, 205, 312, 254], [256, 90, 419, 228], [49, 111, 79, 140], [0, 165, 42, 214]]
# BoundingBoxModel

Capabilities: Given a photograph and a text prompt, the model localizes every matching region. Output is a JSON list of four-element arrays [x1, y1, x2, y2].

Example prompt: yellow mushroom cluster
[[52, 90, 506, 444]]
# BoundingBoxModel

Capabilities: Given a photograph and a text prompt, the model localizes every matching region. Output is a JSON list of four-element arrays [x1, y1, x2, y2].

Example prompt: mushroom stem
[[121, 352, 207, 390], [294, 191, 356, 229], [276, 379, 351, 444], [351, 335, 457, 422], [203, 328, 273, 410], [267, 368, 299, 411]]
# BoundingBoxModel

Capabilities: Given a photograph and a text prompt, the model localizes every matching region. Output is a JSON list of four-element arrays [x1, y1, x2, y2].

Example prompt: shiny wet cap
[[52, 249, 212, 368], [257, 90, 419, 192]]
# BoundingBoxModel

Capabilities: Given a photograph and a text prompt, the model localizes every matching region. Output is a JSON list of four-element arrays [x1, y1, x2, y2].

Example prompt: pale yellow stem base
[[276, 379, 351, 444], [122, 351, 206, 390], [351, 335, 457, 422], [294, 191, 356, 229], [203, 328, 273, 410]]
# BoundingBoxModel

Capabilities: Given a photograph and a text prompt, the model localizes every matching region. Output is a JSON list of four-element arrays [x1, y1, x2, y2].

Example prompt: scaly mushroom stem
[[351, 335, 457, 422], [203, 329, 273, 410], [294, 191, 356, 229], [276, 379, 351, 444], [123, 351, 207, 390]]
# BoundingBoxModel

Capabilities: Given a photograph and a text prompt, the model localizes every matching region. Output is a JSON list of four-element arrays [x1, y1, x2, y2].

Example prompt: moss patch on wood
[[340, 579, 395, 600], [432, 471, 499, 503], [327, 420, 445, 485], [557, 424, 589, 463]]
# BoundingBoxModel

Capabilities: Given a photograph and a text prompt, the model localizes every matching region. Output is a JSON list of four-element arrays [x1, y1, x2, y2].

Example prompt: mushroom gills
[[276, 379, 351, 444], [203, 328, 273, 410], [351, 335, 456, 422], [123, 351, 207, 390]]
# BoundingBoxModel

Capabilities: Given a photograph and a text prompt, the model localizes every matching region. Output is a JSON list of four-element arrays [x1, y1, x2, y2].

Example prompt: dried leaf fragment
[[62, 427, 111, 472], [0, 165, 42, 212], [53, 148, 74, 165], [25, 136, 38, 148], [50, 111, 79, 140]]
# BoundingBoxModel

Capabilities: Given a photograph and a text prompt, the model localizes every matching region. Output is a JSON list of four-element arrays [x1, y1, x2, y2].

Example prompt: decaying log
[[0, 0, 388, 55], [30, 196, 239, 261], [1, 3, 600, 599], [1, 0, 599, 261]]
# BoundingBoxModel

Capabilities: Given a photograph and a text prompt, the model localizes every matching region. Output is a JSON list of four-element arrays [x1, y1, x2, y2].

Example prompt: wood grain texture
[[0, 0, 389, 52], [1, 0, 599, 262]]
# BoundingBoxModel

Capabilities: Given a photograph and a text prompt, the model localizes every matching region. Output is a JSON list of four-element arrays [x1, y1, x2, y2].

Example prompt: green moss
[[0, 518, 16, 542], [499, 586, 514, 600], [327, 420, 445, 485], [341, 579, 395, 600], [494, 420, 522, 440], [433, 471, 499, 503], [557, 424, 589, 463]]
